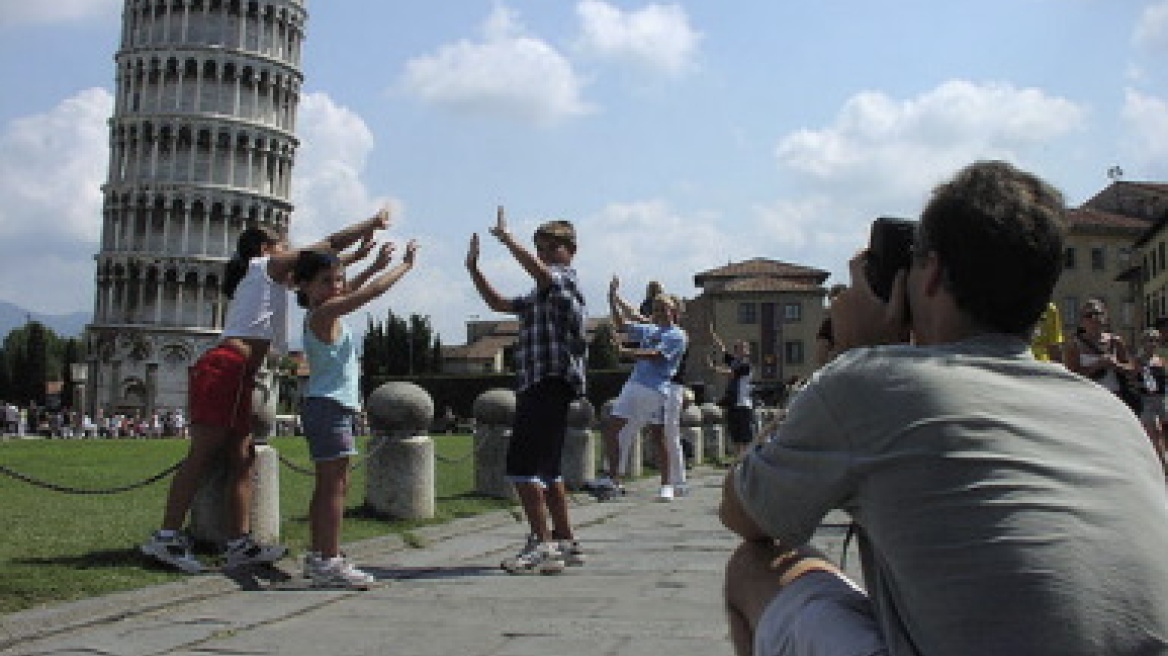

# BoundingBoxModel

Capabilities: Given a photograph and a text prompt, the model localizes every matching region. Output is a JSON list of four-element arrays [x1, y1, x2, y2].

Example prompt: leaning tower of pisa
[[85, 0, 308, 417]]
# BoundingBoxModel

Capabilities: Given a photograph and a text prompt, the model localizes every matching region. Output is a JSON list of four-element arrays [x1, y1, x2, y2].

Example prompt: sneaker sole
[[139, 545, 204, 574]]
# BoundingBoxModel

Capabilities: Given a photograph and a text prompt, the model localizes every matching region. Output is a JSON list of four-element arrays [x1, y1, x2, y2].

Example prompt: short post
[[364, 381, 435, 520], [681, 403, 704, 466], [473, 388, 517, 500], [561, 398, 595, 490], [701, 402, 726, 463], [189, 374, 282, 546]]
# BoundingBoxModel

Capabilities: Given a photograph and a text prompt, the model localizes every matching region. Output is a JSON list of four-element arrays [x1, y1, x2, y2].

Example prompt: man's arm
[[719, 466, 771, 542], [270, 207, 392, 281], [466, 233, 515, 314], [489, 206, 554, 290]]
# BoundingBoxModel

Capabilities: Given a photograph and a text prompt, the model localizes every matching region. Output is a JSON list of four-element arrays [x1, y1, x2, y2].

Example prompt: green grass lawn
[[0, 434, 514, 615]]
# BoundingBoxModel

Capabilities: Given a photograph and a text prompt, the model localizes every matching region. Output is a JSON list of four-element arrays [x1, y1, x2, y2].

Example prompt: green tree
[[588, 322, 620, 370]]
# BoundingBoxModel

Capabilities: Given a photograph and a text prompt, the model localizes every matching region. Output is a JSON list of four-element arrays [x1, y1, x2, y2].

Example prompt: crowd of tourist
[[0, 402, 188, 439]]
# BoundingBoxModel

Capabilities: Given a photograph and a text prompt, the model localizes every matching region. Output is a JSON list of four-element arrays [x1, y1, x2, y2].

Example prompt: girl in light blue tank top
[[293, 238, 419, 588]]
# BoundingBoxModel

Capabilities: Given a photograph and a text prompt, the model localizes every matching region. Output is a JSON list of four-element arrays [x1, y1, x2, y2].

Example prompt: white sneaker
[[224, 534, 287, 569], [501, 535, 566, 575], [657, 485, 675, 501], [306, 553, 376, 590], [140, 531, 204, 573], [558, 539, 586, 566]]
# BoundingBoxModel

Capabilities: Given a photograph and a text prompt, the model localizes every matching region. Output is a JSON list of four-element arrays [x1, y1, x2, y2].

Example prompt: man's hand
[[466, 233, 480, 270], [830, 250, 910, 352], [488, 205, 510, 242], [609, 275, 620, 300]]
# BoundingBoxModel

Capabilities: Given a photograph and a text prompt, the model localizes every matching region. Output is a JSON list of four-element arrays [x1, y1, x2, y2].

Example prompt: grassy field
[[0, 434, 514, 615]]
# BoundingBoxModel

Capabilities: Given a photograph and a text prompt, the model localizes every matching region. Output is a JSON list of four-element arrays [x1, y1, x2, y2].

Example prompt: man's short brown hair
[[534, 220, 577, 253]]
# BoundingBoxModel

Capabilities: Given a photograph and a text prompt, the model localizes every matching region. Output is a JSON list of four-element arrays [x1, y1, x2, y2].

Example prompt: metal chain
[[0, 460, 183, 495], [276, 431, 405, 476]]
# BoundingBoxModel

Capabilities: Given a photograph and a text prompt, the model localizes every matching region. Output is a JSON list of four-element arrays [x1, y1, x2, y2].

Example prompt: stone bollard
[[601, 399, 642, 478], [681, 403, 704, 466], [364, 381, 436, 520], [561, 398, 595, 489], [189, 369, 282, 546], [700, 402, 726, 462], [473, 388, 517, 500]]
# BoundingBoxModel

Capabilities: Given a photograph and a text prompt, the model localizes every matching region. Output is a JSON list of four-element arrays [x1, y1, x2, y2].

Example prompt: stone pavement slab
[[0, 469, 859, 656]]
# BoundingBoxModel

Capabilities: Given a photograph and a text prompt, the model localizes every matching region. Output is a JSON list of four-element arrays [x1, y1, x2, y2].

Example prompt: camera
[[865, 217, 917, 301]]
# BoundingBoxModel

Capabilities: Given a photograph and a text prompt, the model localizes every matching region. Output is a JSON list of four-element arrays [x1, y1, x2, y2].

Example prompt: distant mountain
[[0, 301, 90, 339]]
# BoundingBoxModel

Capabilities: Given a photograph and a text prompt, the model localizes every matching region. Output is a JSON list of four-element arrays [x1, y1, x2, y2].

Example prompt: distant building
[[682, 258, 831, 402], [1054, 180, 1168, 345], [83, 1, 308, 416]]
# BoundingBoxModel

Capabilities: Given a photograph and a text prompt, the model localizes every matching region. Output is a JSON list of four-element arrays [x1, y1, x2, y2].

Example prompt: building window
[[1062, 296, 1078, 329], [1091, 247, 1105, 271], [738, 302, 757, 324], [1064, 247, 1076, 270], [1160, 242, 1166, 273], [1118, 246, 1132, 267], [782, 302, 802, 322], [784, 341, 804, 365]]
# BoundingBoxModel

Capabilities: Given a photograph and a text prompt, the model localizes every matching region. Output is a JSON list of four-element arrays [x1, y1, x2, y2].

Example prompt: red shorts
[[188, 345, 254, 434]]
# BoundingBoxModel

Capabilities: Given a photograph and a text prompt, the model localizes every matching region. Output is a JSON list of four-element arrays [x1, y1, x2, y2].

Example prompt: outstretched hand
[[609, 275, 621, 300], [466, 233, 480, 270], [402, 239, 419, 266], [372, 242, 396, 269], [488, 205, 510, 242], [352, 234, 376, 260], [371, 206, 392, 232]]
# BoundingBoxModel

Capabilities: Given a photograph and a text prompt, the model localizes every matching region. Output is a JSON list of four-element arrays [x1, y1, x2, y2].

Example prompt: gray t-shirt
[[736, 334, 1168, 656]]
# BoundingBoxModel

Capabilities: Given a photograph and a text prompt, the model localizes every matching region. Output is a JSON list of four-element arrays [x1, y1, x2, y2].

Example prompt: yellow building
[[681, 258, 830, 403], [1052, 180, 1168, 344]]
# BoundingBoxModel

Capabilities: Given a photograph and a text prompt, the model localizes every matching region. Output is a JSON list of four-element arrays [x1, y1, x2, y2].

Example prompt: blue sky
[[1, 0, 1166, 345]]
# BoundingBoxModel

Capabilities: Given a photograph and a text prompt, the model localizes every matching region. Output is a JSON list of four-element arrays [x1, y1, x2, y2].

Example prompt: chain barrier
[[0, 460, 182, 495]]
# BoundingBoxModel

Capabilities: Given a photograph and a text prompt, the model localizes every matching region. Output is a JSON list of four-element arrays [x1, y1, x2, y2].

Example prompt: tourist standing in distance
[[602, 276, 688, 500], [141, 209, 391, 573], [293, 238, 418, 588], [466, 207, 588, 575], [721, 161, 1168, 655], [711, 330, 755, 455]]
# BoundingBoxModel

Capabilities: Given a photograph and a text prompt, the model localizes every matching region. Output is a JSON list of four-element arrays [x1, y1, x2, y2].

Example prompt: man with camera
[[720, 161, 1168, 656]]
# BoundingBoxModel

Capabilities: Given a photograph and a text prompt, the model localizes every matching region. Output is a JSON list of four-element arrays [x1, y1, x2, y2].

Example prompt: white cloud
[[0, 0, 119, 25], [398, 5, 592, 126], [1121, 89, 1168, 174], [0, 87, 110, 243], [1134, 0, 1168, 51], [0, 88, 110, 313], [574, 0, 702, 77], [774, 80, 1087, 203], [291, 92, 402, 244]]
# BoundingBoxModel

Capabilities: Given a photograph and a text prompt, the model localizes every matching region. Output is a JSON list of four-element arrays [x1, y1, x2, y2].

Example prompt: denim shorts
[[301, 397, 358, 462]]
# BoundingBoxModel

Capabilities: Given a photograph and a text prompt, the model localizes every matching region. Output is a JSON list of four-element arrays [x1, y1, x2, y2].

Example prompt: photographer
[[720, 161, 1168, 656]]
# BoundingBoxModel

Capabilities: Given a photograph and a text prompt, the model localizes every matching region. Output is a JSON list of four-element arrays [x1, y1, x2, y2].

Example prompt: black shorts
[[506, 377, 574, 484], [727, 406, 755, 444]]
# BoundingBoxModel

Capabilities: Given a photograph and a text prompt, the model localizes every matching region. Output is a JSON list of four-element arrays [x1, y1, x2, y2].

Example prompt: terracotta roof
[[694, 258, 830, 285], [716, 278, 825, 294], [1065, 207, 1152, 231]]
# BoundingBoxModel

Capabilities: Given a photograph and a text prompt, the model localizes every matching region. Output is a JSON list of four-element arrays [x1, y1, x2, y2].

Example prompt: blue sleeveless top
[[303, 314, 361, 410]]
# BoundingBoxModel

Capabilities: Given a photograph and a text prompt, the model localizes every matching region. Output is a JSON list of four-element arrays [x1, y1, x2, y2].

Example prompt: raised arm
[[311, 241, 418, 330], [345, 239, 393, 293], [490, 206, 554, 290], [339, 233, 376, 268], [466, 232, 515, 314], [271, 207, 393, 281], [608, 275, 646, 330]]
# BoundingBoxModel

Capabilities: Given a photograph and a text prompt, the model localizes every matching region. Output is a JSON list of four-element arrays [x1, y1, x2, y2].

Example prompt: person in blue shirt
[[293, 237, 418, 588], [597, 276, 687, 496]]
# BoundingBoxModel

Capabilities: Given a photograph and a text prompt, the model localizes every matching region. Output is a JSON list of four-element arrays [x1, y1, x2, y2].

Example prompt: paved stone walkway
[[0, 468, 858, 656]]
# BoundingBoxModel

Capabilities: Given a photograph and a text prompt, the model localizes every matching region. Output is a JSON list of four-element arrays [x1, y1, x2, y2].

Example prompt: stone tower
[[85, 0, 308, 418]]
